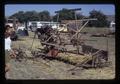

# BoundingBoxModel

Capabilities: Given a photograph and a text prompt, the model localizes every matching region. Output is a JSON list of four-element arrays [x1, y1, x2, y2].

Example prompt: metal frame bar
[[55, 8, 82, 13]]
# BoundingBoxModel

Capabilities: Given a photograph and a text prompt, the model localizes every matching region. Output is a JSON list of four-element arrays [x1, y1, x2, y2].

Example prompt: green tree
[[9, 11, 25, 23], [38, 11, 51, 21], [9, 10, 51, 22], [24, 11, 39, 21], [88, 10, 108, 27]]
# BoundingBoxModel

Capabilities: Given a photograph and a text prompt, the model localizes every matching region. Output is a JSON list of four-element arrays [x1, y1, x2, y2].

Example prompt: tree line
[[7, 8, 110, 27]]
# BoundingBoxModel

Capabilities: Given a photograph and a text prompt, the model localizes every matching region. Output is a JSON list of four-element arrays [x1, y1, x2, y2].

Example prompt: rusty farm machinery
[[29, 8, 111, 71]]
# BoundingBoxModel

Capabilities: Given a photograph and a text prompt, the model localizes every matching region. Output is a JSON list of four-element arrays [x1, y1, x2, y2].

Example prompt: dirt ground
[[7, 28, 115, 79]]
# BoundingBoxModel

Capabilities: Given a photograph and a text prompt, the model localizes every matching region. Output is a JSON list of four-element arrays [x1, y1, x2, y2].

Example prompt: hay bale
[[57, 53, 92, 65]]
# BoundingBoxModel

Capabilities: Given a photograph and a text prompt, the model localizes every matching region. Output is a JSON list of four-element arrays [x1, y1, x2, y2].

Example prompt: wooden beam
[[70, 20, 89, 40], [65, 18, 97, 25], [64, 50, 84, 55], [79, 18, 97, 21], [41, 42, 65, 49], [55, 8, 82, 13], [68, 56, 92, 71]]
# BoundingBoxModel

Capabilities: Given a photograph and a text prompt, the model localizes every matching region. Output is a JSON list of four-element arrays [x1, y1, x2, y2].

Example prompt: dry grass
[[8, 28, 115, 79], [81, 27, 110, 34]]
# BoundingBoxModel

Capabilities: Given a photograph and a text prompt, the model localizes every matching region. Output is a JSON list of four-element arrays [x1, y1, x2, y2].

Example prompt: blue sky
[[5, 4, 115, 17]]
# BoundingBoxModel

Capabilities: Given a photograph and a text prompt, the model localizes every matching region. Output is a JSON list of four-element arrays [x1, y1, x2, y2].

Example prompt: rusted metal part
[[47, 49, 59, 57]]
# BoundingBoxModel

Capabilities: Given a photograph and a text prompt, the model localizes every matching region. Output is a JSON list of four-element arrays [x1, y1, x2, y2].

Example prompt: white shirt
[[5, 37, 11, 51]]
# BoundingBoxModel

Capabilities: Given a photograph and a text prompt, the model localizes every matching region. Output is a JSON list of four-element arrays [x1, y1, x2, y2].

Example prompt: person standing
[[5, 25, 16, 79]]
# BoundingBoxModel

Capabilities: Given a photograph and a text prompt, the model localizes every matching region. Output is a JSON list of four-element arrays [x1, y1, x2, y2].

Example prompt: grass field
[[8, 27, 115, 79], [81, 27, 110, 33]]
